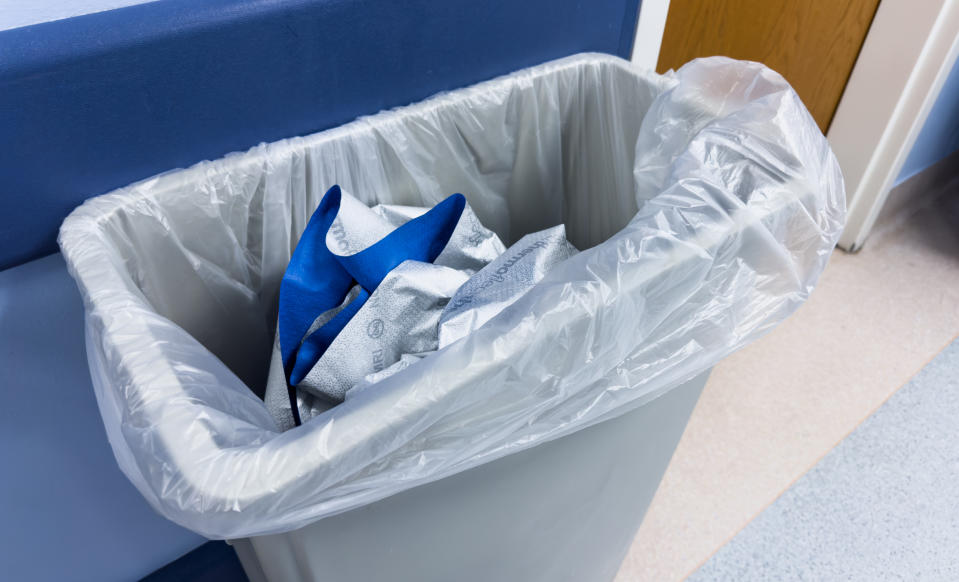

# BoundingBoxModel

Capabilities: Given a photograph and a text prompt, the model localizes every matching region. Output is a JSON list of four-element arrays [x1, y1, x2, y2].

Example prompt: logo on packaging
[[367, 319, 384, 339], [372, 348, 385, 372], [329, 219, 352, 253]]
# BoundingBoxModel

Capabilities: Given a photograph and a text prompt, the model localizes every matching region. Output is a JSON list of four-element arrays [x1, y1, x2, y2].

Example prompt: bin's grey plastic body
[[231, 371, 708, 582], [59, 52, 844, 582]]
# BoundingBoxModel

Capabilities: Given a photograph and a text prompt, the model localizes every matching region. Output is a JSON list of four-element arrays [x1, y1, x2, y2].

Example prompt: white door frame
[[827, 0, 959, 251], [630, 0, 671, 71]]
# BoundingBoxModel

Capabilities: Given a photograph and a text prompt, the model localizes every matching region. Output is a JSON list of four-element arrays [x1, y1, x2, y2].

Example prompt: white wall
[[0, 0, 159, 32]]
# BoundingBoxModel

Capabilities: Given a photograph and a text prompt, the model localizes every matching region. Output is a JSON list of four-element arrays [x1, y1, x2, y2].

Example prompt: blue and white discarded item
[[264, 185, 502, 428], [265, 185, 578, 429]]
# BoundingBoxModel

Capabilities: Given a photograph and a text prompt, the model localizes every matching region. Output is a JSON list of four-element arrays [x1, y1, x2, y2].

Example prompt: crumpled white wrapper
[[347, 224, 578, 400]]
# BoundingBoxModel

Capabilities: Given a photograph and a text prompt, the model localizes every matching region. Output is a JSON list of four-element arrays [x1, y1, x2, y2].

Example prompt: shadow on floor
[[141, 542, 248, 582]]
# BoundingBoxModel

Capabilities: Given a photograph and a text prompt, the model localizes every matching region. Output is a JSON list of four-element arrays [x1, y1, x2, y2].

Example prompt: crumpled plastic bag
[[58, 53, 845, 539]]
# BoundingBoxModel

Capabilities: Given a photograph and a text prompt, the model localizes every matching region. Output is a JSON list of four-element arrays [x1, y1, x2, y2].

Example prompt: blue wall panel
[[0, 0, 641, 270], [897, 57, 959, 184], [0, 255, 205, 581]]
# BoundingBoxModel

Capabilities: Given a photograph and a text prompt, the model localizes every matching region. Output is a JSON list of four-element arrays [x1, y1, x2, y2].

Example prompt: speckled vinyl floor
[[688, 336, 959, 581], [615, 163, 959, 581]]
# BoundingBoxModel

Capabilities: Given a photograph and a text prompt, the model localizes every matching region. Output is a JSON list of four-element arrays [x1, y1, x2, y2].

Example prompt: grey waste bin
[[59, 53, 844, 582], [231, 372, 709, 582]]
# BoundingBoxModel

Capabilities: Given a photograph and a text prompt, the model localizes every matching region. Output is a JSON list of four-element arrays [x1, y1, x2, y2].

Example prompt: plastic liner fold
[[59, 53, 845, 539]]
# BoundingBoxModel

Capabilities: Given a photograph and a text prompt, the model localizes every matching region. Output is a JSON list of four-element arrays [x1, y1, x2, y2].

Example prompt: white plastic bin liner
[[59, 53, 845, 539]]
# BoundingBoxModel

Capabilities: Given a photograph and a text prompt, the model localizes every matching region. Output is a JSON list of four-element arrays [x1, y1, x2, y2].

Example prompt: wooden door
[[657, 0, 881, 131]]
